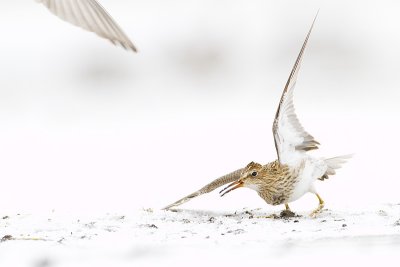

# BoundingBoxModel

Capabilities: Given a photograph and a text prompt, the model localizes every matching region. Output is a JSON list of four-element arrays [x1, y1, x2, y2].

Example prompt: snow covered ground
[[1, 204, 400, 266]]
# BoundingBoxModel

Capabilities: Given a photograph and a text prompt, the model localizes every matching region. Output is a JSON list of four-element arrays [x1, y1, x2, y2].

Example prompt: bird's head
[[219, 162, 264, 197]]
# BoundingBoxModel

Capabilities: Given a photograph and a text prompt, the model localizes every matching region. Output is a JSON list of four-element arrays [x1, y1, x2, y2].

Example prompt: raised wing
[[37, 0, 137, 52], [273, 13, 319, 165], [163, 168, 243, 210]]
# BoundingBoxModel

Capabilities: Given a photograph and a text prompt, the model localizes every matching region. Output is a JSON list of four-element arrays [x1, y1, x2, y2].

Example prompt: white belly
[[288, 157, 327, 202]]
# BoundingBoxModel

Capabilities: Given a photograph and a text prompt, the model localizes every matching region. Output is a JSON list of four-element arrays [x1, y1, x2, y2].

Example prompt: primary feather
[[163, 168, 243, 210], [273, 13, 319, 165], [36, 0, 137, 52]]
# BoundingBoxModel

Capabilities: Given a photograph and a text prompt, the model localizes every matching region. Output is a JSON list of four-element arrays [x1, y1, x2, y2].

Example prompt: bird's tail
[[319, 154, 353, 180]]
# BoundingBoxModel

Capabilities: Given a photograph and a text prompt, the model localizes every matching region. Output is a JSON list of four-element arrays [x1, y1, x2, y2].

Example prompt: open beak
[[219, 180, 244, 197]]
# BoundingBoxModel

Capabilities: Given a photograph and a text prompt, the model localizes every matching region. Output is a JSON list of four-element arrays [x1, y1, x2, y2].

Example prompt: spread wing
[[163, 168, 243, 210], [273, 13, 319, 165], [37, 0, 137, 52]]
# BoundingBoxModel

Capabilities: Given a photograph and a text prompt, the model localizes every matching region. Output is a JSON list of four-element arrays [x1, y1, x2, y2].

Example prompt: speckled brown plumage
[[241, 161, 299, 206]]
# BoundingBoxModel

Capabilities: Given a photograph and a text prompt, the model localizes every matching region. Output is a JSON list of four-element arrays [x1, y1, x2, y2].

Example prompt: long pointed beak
[[219, 180, 244, 197]]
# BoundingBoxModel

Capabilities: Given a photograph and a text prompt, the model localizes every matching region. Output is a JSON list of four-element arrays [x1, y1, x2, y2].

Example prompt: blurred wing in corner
[[163, 168, 243, 210], [37, 0, 137, 52], [273, 13, 319, 165]]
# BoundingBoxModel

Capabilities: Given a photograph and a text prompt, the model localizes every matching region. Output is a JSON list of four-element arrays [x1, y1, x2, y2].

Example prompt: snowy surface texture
[[1, 204, 400, 267]]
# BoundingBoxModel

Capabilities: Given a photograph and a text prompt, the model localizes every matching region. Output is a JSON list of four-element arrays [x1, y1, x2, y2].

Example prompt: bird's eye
[[251, 171, 257, 177]]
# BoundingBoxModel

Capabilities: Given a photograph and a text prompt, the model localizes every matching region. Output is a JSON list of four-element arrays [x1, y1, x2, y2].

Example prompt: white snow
[[1, 204, 400, 267]]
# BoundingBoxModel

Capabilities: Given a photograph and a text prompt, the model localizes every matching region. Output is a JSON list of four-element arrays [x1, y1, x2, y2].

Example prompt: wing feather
[[163, 168, 243, 210], [37, 0, 137, 52], [273, 12, 319, 165]]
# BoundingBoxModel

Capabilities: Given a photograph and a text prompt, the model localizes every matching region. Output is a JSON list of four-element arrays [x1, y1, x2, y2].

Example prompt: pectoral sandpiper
[[164, 13, 351, 217]]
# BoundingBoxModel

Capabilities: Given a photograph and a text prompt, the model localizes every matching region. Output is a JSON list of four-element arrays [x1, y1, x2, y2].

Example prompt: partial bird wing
[[273, 13, 319, 165], [163, 168, 243, 210], [36, 0, 137, 52]]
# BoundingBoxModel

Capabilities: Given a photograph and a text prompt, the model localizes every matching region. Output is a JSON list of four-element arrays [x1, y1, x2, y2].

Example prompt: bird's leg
[[285, 203, 291, 211], [310, 193, 325, 218]]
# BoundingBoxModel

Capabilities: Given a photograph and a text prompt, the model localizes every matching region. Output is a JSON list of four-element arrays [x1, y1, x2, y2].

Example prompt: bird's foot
[[309, 203, 325, 218], [280, 209, 296, 218], [256, 212, 298, 219]]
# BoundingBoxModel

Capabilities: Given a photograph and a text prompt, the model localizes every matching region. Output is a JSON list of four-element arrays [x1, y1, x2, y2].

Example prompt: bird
[[163, 13, 351, 217], [36, 0, 137, 52]]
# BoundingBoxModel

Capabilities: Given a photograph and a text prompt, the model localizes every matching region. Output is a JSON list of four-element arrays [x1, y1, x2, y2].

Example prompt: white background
[[0, 0, 399, 215]]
